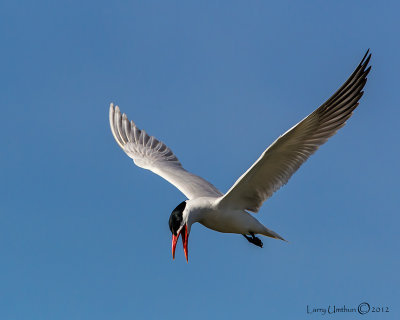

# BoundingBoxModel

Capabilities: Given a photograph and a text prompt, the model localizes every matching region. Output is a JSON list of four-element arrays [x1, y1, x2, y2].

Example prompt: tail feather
[[260, 227, 287, 242]]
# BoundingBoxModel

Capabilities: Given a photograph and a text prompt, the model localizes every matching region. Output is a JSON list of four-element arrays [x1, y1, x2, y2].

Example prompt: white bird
[[109, 51, 371, 262]]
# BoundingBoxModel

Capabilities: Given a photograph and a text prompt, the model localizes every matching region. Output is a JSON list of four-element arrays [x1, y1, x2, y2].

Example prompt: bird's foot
[[242, 233, 263, 248]]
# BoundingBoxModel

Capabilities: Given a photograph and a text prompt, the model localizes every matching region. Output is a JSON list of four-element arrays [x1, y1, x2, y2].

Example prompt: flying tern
[[109, 51, 371, 262]]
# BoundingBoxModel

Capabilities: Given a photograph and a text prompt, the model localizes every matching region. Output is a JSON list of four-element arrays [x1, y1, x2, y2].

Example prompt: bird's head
[[169, 201, 191, 262]]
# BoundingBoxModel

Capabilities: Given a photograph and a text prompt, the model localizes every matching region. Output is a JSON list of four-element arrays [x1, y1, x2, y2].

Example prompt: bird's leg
[[242, 232, 263, 248]]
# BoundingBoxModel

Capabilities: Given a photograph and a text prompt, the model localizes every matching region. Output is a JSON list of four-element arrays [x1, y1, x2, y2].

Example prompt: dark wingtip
[[364, 65, 372, 77], [361, 49, 372, 66]]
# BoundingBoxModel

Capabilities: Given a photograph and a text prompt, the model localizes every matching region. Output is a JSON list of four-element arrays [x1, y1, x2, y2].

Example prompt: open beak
[[171, 224, 189, 262]]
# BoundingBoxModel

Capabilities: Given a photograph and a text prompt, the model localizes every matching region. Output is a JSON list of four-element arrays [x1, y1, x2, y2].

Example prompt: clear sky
[[1, 1, 399, 319]]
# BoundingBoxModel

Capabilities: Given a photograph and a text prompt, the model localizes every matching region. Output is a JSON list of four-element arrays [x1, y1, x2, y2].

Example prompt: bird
[[109, 51, 371, 262]]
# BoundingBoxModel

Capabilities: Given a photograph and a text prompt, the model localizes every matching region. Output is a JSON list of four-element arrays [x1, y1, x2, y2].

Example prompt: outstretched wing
[[109, 104, 222, 199], [219, 51, 371, 213]]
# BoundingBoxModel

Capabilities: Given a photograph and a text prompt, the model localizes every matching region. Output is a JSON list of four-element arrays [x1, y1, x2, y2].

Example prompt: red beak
[[171, 231, 180, 260], [171, 224, 189, 262]]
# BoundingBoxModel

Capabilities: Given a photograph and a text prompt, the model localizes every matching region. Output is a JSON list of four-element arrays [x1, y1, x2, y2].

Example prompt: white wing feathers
[[109, 104, 222, 199], [219, 51, 371, 213]]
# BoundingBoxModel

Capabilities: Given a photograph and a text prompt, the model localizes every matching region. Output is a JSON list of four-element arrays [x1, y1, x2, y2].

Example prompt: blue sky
[[1, 1, 399, 319]]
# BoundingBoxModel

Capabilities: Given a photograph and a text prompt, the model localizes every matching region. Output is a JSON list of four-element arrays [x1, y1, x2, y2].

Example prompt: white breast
[[187, 198, 267, 235]]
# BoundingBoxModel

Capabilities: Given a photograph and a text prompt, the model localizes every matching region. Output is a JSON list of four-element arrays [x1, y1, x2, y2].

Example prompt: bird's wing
[[109, 104, 222, 199], [218, 51, 371, 213]]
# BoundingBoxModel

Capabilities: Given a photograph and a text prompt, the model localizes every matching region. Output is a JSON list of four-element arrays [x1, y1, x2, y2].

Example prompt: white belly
[[186, 197, 268, 235], [198, 208, 266, 235]]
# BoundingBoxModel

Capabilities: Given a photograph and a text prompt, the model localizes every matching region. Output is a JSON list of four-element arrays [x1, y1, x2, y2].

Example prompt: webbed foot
[[242, 233, 263, 248]]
